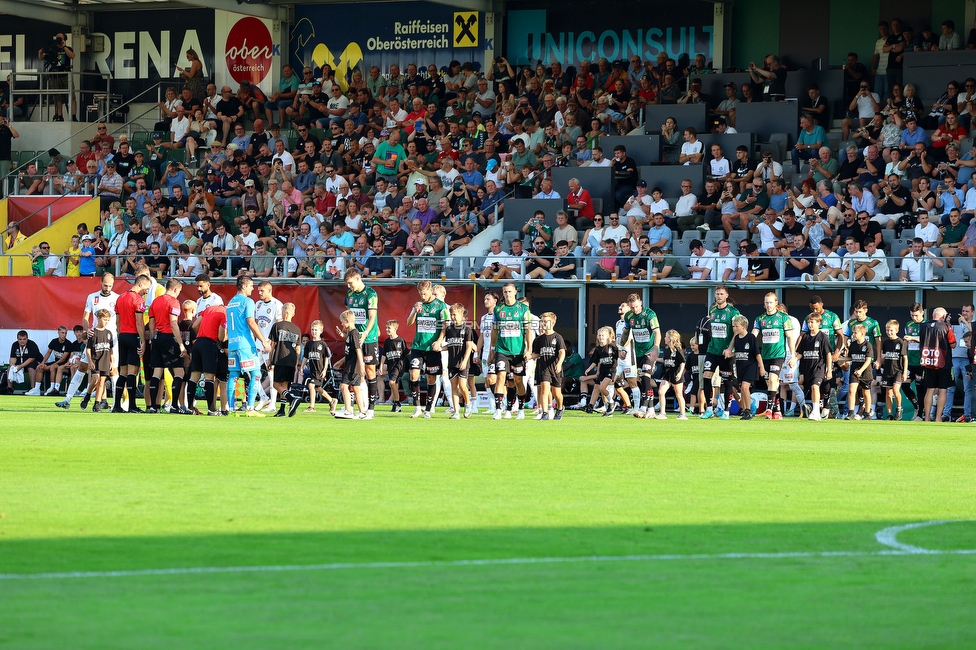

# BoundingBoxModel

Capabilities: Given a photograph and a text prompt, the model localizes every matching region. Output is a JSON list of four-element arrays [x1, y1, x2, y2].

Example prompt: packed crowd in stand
[[5, 16, 976, 283]]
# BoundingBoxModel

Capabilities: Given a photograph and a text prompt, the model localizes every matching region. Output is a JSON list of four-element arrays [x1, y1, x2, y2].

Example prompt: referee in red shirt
[[147, 279, 188, 413], [113, 275, 152, 413]]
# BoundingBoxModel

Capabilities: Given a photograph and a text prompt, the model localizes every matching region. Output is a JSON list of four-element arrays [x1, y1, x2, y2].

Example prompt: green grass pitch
[[2, 396, 976, 648]]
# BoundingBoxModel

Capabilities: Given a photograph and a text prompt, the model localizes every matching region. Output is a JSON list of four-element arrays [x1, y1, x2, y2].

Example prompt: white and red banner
[[214, 11, 280, 98]]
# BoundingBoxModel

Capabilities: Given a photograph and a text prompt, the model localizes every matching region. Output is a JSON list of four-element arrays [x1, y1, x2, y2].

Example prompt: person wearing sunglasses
[[842, 80, 881, 140]]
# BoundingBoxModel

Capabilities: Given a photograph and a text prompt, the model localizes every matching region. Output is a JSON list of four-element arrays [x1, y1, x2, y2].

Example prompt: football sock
[[901, 383, 918, 409], [65, 370, 86, 401], [171, 376, 183, 407], [186, 380, 198, 410], [410, 379, 421, 407], [441, 375, 453, 406], [429, 378, 441, 410], [126, 374, 137, 410], [147, 377, 160, 409], [204, 380, 216, 412], [228, 371, 239, 410], [366, 378, 377, 409], [246, 370, 260, 408]]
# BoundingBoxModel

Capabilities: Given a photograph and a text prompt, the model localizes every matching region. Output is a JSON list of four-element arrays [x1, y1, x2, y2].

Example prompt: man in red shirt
[[188, 304, 228, 415], [113, 275, 151, 413], [146, 279, 187, 413], [566, 177, 595, 230]]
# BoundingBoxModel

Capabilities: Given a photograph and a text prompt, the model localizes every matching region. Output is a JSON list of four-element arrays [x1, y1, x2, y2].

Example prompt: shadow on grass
[[7, 520, 975, 575]]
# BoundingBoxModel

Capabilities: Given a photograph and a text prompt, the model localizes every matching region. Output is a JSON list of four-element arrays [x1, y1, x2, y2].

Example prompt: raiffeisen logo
[[226, 17, 280, 84]]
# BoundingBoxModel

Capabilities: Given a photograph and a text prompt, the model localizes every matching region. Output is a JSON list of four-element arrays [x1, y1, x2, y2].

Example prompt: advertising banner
[[214, 10, 280, 96], [291, 2, 485, 88], [506, 1, 713, 67], [0, 278, 475, 345], [89, 9, 215, 98]]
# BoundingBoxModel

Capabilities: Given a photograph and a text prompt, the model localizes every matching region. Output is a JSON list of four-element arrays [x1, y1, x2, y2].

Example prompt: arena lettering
[[89, 30, 208, 81]]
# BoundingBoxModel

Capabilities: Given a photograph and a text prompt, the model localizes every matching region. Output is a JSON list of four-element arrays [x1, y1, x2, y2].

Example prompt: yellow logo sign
[[310, 41, 363, 93], [453, 12, 479, 48]]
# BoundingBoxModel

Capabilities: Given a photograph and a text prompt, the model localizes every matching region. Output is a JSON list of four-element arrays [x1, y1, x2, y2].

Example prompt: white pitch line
[[2, 520, 974, 582], [874, 519, 970, 554], [2, 548, 976, 582]]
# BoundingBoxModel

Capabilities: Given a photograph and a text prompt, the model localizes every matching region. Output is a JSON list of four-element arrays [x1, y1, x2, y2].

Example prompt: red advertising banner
[[0, 278, 478, 344]]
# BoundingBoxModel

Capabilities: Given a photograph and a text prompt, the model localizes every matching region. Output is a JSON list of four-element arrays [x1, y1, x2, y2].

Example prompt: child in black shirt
[[797, 313, 832, 420], [881, 319, 908, 420], [380, 319, 408, 412], [729, 315, 763, 420]]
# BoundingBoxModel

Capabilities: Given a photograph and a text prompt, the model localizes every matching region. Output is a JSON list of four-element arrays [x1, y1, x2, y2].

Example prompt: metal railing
[[3, 248, 971, 288], [4, 175, 98, 200], [7, 70, 112, 123]]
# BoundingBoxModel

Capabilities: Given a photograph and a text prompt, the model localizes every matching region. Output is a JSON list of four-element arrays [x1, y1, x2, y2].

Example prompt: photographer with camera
[[0, 114, 20, 193], [38, 33, 74, 122]]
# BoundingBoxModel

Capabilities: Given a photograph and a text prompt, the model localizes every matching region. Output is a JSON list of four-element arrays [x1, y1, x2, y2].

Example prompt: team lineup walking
[[48, 270, 976, 421]]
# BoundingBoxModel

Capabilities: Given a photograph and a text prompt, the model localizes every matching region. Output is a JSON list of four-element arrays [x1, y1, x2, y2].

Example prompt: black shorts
[[448, 366, 469, 380], [274, 365, 296, 384], [636, 353, 657, 374], [881, 373, 904, 389], [495, 353, 526, 377], [596, 367, 614, 383], [409, 349, 442, 375], [92, 352, 113, 376], [800, 363, 826, 387], [469, 357, 483, 377], [662, 368, 682, 384], [117, 332, 141, 368], [736, 362, 758, 385], [341, 363, 362, 386], [386, 362, 404, 383], [922, 364, 952, 390], [703, 352, 731, 375], [536, 364, 562, 385], [306, 375, 324, 389], [191, 337, 220, 376], [151, 333, 182, 369], [765, 358, 786, 376], [850, 369, 874, 389], [908, 365, 924, 383], [361, 341, 379, 366]]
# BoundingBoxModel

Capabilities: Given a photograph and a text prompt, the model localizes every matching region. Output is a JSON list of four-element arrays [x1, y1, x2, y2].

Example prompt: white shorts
[[616, 360, 637, 380], [781, 360, 798, 384]]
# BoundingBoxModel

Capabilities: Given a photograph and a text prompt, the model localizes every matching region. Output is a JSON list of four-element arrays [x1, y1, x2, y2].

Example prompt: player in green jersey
[[619, 293, 662, 418], [752, 292, 796, 419], [344, 268, 379, 418], [901, 302, 926, 418], [843, 299, 884, 418], [406, 280, 450, 419], [806, 295, 846, 417], [490, 283, 533, 420], [700, 285, 740, 419], [843, 300, 883, 361]]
